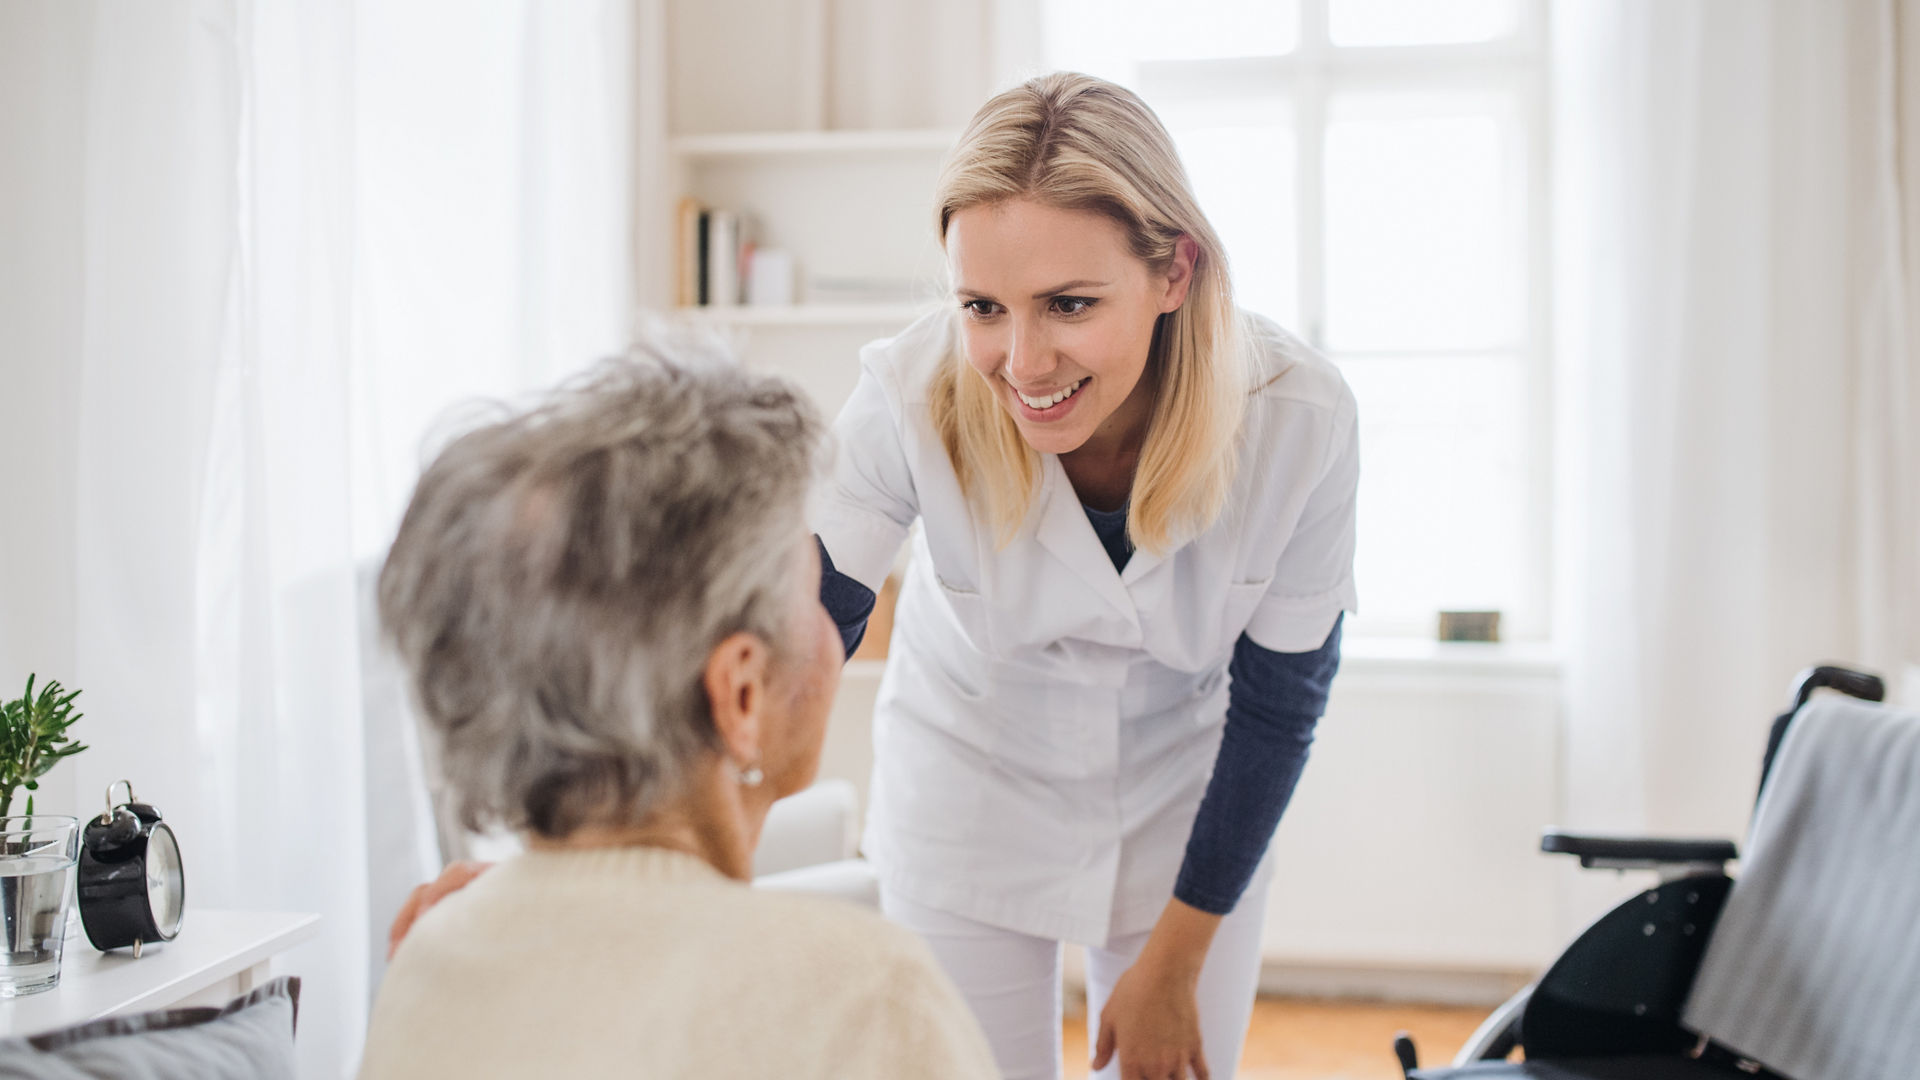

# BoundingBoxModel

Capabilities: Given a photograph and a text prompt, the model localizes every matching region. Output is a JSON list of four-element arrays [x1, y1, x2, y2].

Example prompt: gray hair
[[377, 338, 824, 838]]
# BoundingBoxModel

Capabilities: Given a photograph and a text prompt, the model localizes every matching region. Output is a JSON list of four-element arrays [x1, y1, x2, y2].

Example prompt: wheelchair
[[1391, 664, 1920, 1080]]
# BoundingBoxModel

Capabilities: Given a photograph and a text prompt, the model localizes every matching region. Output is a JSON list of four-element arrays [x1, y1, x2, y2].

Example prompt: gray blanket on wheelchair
[[1681, 695, 1920, 1080]]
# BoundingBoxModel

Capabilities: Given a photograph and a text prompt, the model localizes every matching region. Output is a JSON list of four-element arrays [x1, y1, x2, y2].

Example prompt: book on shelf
[[676, 199, 767, 309], [711, 210, 740, 306], [676, 197, 700, 308]]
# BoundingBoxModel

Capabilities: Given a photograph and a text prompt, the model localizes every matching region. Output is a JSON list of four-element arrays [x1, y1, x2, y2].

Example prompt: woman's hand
[[1092, 953, 1209, 1080], [1091, 897, 1223, 1079], [387, 860, 492, 958]]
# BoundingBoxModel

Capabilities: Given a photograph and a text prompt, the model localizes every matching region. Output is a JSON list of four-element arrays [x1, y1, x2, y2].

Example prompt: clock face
[[144, 824, 184, 938]]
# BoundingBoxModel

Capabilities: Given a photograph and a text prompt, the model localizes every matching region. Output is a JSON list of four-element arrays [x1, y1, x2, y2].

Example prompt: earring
[[738, 759, 764, 788]]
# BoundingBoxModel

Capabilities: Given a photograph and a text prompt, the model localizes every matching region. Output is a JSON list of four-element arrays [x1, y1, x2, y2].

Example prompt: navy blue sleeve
[[1173, 613, 1343, 916], [817, 535, 877, 661]]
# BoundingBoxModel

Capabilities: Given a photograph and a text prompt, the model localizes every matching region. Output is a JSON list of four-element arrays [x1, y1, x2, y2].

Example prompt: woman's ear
[[1159, 234, 1199, 313], [702, 631, 769, 764]]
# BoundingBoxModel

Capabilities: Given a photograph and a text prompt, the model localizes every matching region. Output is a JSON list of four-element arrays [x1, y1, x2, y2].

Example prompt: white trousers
[[882, 872, 1272, 1080]]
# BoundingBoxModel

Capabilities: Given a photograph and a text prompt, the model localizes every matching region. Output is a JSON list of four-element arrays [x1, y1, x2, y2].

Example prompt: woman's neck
[[525, 757, 774, 881], [1062, 376, 1154, 511]]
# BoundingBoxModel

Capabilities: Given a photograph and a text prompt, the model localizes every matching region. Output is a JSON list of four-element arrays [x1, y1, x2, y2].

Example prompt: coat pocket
[[933, 573, 995, 656]]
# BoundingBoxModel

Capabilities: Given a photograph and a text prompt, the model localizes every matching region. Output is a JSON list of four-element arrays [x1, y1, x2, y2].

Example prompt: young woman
[[813, 72, 1357, 1080]]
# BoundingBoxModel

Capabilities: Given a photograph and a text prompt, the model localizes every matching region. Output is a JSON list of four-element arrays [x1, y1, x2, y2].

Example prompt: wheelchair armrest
[[1541, 829, 1738, 870]]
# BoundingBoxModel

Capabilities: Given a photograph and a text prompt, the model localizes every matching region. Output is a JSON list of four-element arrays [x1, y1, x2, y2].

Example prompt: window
[[1043, 0, 1550, 640]]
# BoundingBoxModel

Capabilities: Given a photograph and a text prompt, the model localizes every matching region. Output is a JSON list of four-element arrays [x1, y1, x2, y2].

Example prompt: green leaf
[[0, 674, 87, 810]]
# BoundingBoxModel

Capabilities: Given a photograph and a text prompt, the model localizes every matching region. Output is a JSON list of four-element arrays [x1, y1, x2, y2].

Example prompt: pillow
[[0, 975, 300, 1080]]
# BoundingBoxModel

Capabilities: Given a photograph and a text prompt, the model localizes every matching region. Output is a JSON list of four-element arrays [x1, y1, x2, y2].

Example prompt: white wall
[[665, 0, 993, 134], [1262, 650, 1564, 980]]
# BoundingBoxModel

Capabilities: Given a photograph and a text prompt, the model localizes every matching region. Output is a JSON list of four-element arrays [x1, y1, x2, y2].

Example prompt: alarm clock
[[77, 781, 185, 957]]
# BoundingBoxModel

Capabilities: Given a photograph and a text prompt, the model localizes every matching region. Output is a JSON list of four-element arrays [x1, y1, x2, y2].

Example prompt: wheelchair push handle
[[1788, 665, 1884, 711], [1762, 664, 1885, 804]]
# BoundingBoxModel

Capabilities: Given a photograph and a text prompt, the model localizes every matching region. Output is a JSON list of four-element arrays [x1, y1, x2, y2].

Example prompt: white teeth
[[1017, 378, 1085, 411]]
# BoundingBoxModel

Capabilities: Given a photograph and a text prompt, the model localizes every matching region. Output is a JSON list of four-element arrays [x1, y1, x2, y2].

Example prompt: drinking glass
[[0, 815, 81, 997]]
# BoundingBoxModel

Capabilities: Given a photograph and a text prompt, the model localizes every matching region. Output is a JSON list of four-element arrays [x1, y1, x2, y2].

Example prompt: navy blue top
[[816, 507, 1341, 917], [1081, 502, 1134, 571]]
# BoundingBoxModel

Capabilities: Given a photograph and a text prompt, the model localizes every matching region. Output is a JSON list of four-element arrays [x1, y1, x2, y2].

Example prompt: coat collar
[[1031, 455, 1168, 624]]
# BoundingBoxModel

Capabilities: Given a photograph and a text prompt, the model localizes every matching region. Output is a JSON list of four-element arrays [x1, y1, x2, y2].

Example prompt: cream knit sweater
[[358, 846, 999, 1080]]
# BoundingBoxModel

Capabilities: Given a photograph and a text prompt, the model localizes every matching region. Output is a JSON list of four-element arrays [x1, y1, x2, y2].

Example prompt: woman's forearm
[[1172, 615, 1342, 914], [1136, 895, 1225, 983]]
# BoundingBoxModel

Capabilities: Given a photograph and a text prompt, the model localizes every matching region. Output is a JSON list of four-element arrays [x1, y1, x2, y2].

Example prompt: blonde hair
[[930, 71, 1247, 554]]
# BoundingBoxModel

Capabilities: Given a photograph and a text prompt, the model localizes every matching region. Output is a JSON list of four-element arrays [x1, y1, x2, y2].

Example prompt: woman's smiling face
[[946, 197, 1192, 457]]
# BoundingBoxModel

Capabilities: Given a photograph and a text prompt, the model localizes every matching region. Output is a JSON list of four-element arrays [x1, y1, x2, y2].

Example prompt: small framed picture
[[1438, 611, 1502, 643]]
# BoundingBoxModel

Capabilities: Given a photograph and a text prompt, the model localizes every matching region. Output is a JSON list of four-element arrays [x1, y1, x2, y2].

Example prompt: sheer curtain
[[1552, 0, 1919, 888], [0, 2, 632, 1076], [349, 0, 635, 1022], [51, 7, 370, 1078]]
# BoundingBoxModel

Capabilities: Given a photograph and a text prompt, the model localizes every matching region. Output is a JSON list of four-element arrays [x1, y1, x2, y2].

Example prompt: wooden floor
[[1062, 996, 1485, 1080]]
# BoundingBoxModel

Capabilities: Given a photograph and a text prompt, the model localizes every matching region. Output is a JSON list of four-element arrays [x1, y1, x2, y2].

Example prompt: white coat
[[812, 310, 1358, 945]]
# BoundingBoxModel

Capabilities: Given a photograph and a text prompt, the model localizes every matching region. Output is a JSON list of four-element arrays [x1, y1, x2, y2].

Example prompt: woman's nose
[[1003, 320, 1051, 385]]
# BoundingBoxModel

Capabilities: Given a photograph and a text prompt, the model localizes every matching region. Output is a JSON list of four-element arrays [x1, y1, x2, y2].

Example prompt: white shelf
[[667, 303, 933, 327], [670, 128, 957, 158]]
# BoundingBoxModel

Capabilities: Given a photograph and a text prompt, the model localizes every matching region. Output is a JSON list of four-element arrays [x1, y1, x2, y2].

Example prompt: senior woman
[[358, 345, 997, 1080]]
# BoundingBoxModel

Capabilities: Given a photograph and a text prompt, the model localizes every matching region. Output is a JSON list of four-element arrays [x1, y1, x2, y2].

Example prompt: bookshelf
[[669, 302, 935, 328], [635, 0, 1006, 419], [630, 0, 1026, 834], [655, 137, 952, 406]]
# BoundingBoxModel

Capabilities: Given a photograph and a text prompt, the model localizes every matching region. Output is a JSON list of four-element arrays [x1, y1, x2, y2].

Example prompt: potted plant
[[0, 676, 86, 995], [0, 675, 88, 818]]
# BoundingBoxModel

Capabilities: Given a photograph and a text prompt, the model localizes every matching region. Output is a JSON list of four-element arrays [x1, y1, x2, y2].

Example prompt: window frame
[[1115, 0, 1554, 641]]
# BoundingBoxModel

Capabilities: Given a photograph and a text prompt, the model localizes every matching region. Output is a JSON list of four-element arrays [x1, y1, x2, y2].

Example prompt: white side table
[[0, 909, 320, 1038]]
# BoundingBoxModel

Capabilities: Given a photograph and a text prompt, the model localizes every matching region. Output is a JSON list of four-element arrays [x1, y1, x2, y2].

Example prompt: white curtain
[[349, 0, 635, 1019], [1552, 0, 1920, 882], [0, 2, 632, 1076]]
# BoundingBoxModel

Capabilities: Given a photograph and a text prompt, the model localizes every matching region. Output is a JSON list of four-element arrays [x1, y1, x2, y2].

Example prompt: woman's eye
[[961, 299, 999, 319], [1052, 296, 1096, 316]]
